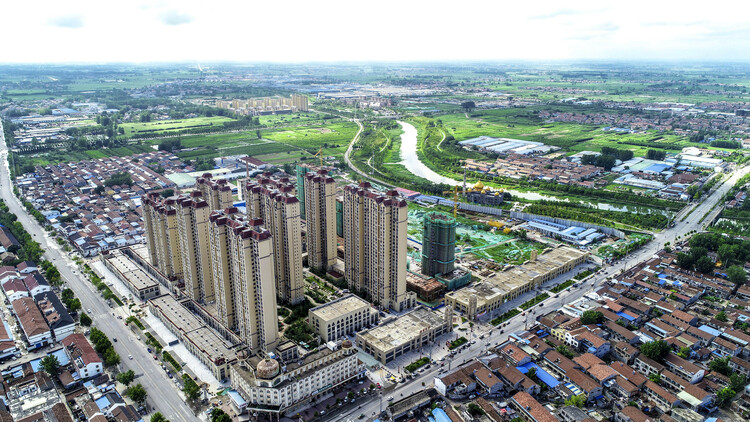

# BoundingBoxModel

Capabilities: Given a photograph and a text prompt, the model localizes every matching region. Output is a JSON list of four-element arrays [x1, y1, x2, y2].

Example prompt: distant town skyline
[[1, 0, 749, 64]]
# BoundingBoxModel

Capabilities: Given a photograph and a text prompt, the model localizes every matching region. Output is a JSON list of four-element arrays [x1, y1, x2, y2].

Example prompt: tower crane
[[312, 147, 323, 167]]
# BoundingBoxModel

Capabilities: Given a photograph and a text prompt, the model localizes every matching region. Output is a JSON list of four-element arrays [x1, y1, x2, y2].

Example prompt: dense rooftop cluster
[[428, 244, 750, 421], [15, 152, 185, 256]]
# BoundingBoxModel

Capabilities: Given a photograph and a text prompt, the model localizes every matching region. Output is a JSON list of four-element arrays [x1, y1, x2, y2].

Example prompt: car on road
[[128, 355, 133, 360], [113, 338, 117, 342], [153, 355, 158, 360], [387, 397, 394, 401], [87, 309, 92, 314]]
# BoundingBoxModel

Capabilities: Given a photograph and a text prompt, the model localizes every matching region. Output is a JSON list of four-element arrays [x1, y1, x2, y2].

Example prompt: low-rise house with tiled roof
[[710, 336, 742, 357], [499, 343, 532, 366], [23, 273, 51, 297], [686, 326, 715, 347], [662, 354, 704, 384], [497, 366, 540, 396], [728, 356, 750, 377], [634, 355, 664, 378], [16, 261, 38, 274], [510, 391, 557, 422], [541, 349, 578, 379], [475, 397, 502, 422], [612, 341, 640, 364], [11, 297, 51, 349], [570, 330, 611, 357], [613, 405, 652, 422], [609, 375, 639, 399], [2, 278, 29, 302], [434, 361, 481, 397], [62, 333, 103, 380], [556, 405, 591, 422], [0, 311, 18, 360], [564, 369, 602, 402], [34, 292, 74, 342], [643, 380, 681, 413], [0, 266, 18, 284], [474, 366, 504, 396], [659, 370, 716, 413]]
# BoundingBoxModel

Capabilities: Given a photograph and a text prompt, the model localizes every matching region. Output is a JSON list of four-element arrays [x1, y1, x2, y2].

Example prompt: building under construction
[[416, 212, 471, 296], [421, 212, 458, 277]]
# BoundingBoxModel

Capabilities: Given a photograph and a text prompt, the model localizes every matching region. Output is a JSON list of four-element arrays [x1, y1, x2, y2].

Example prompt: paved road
[[0, 121, 200, 422]]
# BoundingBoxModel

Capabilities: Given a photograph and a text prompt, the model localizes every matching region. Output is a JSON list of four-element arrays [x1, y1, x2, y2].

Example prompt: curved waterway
[[396, 121, 669, 215]]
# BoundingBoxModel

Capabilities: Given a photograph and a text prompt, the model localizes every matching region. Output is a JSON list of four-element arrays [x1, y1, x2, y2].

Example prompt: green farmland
[[436, 108, 691, 156], [119, 116, 235, 137]]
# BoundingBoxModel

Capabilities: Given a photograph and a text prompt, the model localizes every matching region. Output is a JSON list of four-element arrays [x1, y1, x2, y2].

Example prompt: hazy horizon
[[2, 0, 748, 64]]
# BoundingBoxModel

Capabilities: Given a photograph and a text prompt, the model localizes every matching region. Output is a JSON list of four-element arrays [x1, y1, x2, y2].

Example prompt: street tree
[[150, 412, 169, 422], [182, 374, 201, 401], [128, 384, 148, 405], [104, 348, 121, 367], [117, 370, 135, 386], [80, 312, 92, 327]]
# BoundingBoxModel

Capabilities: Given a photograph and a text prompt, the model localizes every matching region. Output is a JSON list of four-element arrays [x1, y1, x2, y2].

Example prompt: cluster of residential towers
[[142, 169, 415, 354]]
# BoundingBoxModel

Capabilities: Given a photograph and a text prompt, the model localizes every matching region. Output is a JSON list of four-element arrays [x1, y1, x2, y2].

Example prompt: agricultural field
[[256, 112, 337, 127], [435, 108, 691, 156], [119, 116, 235, 137], [11, 118, 359, 170], [159, 120, 359, 163], [262, 121, 358, 157]]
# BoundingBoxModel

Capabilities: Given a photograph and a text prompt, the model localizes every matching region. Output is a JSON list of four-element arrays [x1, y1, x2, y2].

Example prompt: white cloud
[[158, 10, 193, 26], [0, 0, 747, 63], [47, 14, 85, 29]]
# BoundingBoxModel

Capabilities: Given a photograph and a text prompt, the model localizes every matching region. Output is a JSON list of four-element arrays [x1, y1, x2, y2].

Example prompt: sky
[[1, 0, 749, 63]]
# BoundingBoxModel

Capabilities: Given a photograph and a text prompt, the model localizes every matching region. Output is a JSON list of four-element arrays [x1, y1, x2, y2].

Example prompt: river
[[398, 120, 460, 186], [396, 121, 670, 215]]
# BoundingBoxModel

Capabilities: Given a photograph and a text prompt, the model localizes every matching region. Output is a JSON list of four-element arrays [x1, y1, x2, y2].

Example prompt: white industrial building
[[526, 219, 605, 246]]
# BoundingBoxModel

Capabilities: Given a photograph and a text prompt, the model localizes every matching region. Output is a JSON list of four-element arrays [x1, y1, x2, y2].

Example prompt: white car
[[128, 355, 133, 360]]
